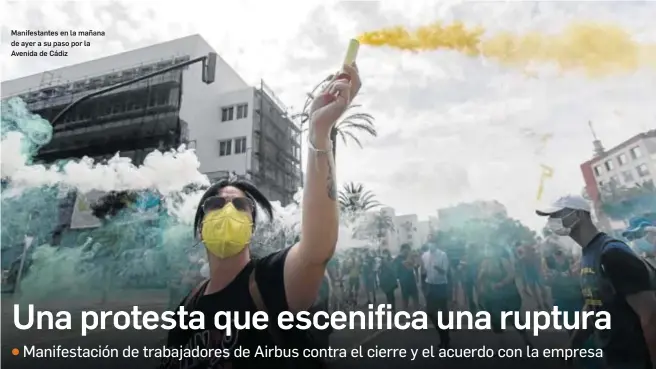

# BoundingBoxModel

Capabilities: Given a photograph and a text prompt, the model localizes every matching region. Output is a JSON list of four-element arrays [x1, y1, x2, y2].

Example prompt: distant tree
[[369, 209, 395, 249], [432, 202, 537, 257], [299, 84, 377, 159], [601, 180, 656, 220], [328, 104, 377, 160], [338, 182, 380, 214]]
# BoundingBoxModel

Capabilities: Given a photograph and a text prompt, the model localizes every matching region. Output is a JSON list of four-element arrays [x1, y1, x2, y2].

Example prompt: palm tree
[[297, 74, 377, 159], [338, 182, 381, 214], [369, 209, 395, 250], [300, 104, 377, 159], [328, 104, 377, 159]]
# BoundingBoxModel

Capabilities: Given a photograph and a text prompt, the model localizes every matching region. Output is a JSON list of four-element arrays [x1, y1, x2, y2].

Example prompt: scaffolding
[[7, 56, 193, 240], [10, 56, 193, 165], [251, 80, 302, 205]]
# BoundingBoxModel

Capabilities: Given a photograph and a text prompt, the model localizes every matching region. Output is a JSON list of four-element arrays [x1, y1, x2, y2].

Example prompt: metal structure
[[3, 53, 216, 240], [251, 80, 302, 205], [11, 55, 200, 165]]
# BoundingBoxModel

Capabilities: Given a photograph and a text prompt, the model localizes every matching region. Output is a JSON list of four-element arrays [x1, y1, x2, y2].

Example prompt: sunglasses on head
[[202, 196, 253, 214]]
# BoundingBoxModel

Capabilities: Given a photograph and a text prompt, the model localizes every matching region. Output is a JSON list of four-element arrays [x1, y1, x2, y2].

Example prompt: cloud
[[2, 1, 655, 231]]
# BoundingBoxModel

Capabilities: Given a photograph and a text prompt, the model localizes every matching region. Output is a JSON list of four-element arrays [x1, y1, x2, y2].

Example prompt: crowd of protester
[[293, 195, 656, 368]]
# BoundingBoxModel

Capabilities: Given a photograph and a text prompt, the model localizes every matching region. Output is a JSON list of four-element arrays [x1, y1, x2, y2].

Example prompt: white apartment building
[[1, 35, 301, 208], [358, 206, 431, 253], [583, 130, 656, 196], [395, 214, 421, 249], [581, 130, 656, 231]]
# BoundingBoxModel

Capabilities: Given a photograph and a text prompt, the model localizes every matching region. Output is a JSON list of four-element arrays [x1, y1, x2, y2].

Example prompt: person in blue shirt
[[536, 195, 656, 369], [623, 217, 656, 259]]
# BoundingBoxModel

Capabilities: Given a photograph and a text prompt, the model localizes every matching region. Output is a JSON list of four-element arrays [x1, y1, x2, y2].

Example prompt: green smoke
[[0, 96, 307, 303]]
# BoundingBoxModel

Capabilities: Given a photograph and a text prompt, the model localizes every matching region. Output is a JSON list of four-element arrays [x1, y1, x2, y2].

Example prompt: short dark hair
[[400, 243, 411, 251], [193, 176, 273, 238]]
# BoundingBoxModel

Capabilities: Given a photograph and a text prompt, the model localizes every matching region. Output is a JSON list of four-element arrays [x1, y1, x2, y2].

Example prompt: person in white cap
[[536, 195, 656, 369]]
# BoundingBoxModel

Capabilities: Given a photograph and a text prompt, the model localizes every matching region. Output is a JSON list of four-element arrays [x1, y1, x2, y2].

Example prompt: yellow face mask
[[201, 203, 253, 259]]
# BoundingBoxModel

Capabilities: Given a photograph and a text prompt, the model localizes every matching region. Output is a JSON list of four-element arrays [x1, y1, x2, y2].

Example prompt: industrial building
[[1, 35, 302, 231]]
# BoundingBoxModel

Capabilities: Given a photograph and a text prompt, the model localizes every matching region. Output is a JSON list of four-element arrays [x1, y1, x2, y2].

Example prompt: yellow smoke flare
[[536, 164, 554, 201], [357, 21, 656, 76]]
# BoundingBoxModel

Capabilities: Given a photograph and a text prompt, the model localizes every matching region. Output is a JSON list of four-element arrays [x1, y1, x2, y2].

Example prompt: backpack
[[175, 266, 328, 369], [599, 238, 656, 290]]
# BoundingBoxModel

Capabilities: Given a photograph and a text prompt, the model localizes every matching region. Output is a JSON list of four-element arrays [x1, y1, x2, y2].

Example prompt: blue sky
[[2, 0, 655, 230]]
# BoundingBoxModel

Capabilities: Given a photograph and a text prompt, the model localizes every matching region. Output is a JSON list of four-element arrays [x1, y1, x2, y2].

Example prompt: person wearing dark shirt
[[544, 246, 582, 317], [477, 246, 534, 349], [378, 249, 398, 311], [395, 243, 419, 311], [160, 64, 361, 369], [444, 240, 465, 306], [460, 244, 481, 312], [361, 250, 377, 305], [419, 245, 429, 300], [537, 195, 656, 369]]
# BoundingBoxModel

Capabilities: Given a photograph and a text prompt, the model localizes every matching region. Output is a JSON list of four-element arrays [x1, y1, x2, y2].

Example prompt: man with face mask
[[159, 63, 361, 369], [536, 195, 656, 369]]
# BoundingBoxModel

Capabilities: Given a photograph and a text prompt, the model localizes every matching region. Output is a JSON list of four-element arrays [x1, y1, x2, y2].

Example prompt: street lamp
[[50, 53, 217, 126]]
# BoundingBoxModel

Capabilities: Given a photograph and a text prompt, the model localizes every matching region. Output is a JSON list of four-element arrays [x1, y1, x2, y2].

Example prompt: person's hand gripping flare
[[307, 63, 362, 150]]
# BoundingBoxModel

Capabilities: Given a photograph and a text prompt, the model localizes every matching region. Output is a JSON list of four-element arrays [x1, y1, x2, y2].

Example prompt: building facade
[[395, 214, 421, 249], [580, 129, 656, 230], [357, 206, 431, 253], [581, 130, 656, 201], [1, 35, 301, 209]]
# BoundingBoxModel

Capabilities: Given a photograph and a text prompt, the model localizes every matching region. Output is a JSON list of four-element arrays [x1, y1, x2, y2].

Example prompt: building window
[[236, 103, 249, 119], [219, 139, 232, 156], [234, 137, 247, 154], [156, 92, 168, 106], [622, 170, 634, 183], [598, 181, 604, 187], [609, 175, 620, 185], [617, 153, 628, 166], [630, 146, 642, 159], [221, 106, 234, 122], [604, 160, 614, 171], [594, 165, 603, 176], [637, 163, 650, 177]]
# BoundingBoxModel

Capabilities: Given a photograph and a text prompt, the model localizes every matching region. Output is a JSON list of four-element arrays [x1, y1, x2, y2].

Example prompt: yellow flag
[[77, 196, 89, 211], [536, 164, 554, 201]]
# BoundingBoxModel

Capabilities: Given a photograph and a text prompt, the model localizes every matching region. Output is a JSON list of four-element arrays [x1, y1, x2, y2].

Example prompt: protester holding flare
[[159, 59, 361, 369]]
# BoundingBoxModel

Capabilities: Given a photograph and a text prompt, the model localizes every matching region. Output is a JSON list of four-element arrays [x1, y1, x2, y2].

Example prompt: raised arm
[[284, 64, 362, 311]]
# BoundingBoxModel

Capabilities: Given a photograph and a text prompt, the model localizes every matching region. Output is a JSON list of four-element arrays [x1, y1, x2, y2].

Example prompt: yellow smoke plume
[[536, 164, 554, 201], [357, 21, 656, 76]]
